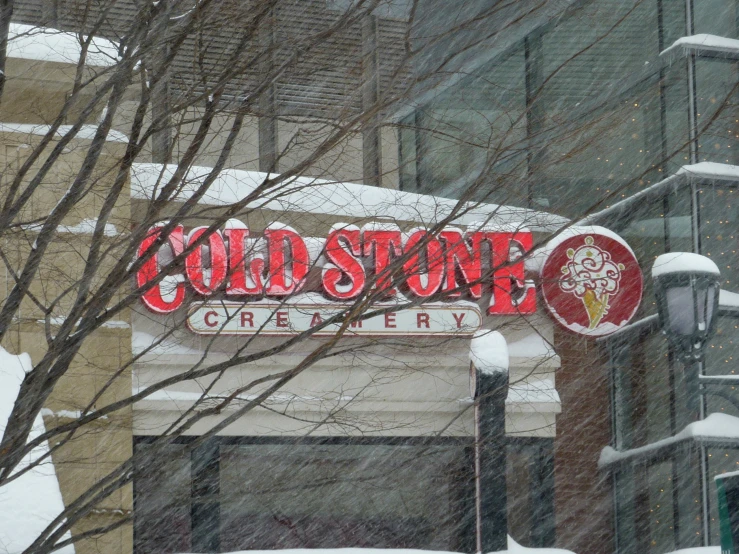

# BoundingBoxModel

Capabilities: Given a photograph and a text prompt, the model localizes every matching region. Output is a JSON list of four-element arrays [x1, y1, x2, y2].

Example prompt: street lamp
[[652, 252, 721, 363]]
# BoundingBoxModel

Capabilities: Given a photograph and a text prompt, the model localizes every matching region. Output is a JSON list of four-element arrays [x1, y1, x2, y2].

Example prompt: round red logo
[[540, 228, 643, 337]]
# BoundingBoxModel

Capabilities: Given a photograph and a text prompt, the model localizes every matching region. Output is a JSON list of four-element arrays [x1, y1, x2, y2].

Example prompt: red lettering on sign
[[404, 230, 444, 297], [488, 232, 537, 315], [417, 312, 430, 328], [350, 319, 363, 328], [223, 227, 248, 294], [310, 312, 323, 326], [276, 311, 289, 327], [452, 312, 466, 328], [137, 224, 186, 314], [363, 229, 402, 295], [185, 227, 227, 295], [440, 230, 482, 298], [323, 228, 365, 299], [265, 226, 309, 296], [204, 310, 219, 327], [384, 312, 396, 328], [136, 220, 542, 317], [240, 311, 254, 327]]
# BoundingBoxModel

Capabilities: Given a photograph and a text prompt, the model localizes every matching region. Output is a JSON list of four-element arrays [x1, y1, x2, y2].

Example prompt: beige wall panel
[[278, 119, 364, 183], [381, 124, 399, 189]]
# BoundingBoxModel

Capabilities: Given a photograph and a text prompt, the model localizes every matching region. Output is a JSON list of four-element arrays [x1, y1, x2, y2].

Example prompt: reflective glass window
[[694, 0, 739, 39], [695, 59, 739, 166]]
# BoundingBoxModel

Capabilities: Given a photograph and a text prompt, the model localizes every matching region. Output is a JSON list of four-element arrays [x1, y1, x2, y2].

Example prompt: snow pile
[[130, 163, 566, 230], [23, 218, 119, 237], [0, 347, 74, 554], [652, 252, 720, 277], [469, 330, 509, 375], [179, 542, 576, 554], [503, 536, 576, 553], [661, 33, 739, 57], [7, 23, 119, 67], [668, 546, 721, 554], [600, 412, 739, 467]]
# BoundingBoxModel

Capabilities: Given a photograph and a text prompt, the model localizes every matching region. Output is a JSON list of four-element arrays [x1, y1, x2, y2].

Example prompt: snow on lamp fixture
[[652, 252, 721, 361]]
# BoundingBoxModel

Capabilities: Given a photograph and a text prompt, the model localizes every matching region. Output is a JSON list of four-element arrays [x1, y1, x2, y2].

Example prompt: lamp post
[[652, 252, 721, 419], [652, 252, 721, 548]]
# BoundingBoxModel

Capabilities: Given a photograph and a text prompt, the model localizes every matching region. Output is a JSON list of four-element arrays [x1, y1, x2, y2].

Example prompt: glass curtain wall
[[400, 0, 739, 551], [605, 181, 739, 553], [399, 0, 693, 220]]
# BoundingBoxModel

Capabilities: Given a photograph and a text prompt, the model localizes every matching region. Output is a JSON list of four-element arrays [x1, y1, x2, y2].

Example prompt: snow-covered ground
[[669, 546, 721, 554], [182, 539, 577, 554]]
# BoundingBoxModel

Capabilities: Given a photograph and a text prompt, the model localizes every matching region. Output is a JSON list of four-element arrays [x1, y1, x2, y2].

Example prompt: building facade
[[1, 1, 738, 554]]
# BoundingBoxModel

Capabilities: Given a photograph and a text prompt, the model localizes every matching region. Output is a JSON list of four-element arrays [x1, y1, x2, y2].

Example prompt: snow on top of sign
[[469, 330, 509, 374], [0, 347, 75, 554], [661, 33, 739, 57], [676, 162, 739, 181], [0, 123, 128, 143], [7, 23, 120, 67], [651, 252, 720, 278], [525, 225, 635, 274], [130, 163, 566, 230], [599, 412, 739, 467]]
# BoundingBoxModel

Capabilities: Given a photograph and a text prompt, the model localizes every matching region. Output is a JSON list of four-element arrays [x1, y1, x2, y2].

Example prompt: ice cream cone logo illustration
[[558, 236, 625, 330], [541, 227, 643, 337]]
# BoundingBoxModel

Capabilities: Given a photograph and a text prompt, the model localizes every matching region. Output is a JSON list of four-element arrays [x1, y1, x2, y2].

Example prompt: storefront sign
[[136, 221, 536, 317], [540, 227, 643, 337], [186, 302, 482, 336]]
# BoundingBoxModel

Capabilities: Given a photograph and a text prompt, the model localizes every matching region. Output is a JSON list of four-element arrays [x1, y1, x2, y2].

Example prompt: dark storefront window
[[506, 438, 555, 549], [134, 438, 474, 554]]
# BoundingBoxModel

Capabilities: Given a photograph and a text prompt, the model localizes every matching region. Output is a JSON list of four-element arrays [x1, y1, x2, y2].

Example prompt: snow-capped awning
[[580, 162, 739, 227], [599, 413, 739, 468], [661, 33, 739, 60], [130, 163, 567, 231]]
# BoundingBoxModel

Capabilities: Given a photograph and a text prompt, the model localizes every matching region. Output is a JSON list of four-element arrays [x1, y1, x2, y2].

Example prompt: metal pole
[[475, 369, 508, 552]]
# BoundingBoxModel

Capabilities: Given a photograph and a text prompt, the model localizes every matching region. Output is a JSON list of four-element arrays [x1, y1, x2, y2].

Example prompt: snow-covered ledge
[[599, 413, 739, 468], [661, 33, 739, 61], [130, 163, 567, 231], [6, 23, 120, 67], [580, 162, 739, 227]]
